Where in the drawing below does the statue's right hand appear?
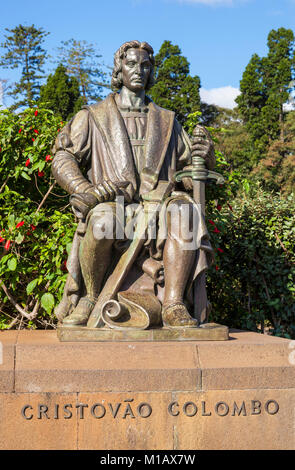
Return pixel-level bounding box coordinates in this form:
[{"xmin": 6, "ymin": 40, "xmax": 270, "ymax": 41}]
[{"xmin": 70, "ymin": 193, "xmax": 98, "ymax": 219}]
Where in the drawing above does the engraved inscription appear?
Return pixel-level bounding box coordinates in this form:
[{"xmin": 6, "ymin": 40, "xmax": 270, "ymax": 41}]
[{"xmin": 20, "ymin": 398, "xmax": 280, "ymax": 420}]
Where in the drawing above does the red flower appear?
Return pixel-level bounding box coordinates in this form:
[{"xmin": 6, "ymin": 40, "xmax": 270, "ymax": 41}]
[
  {"xmin": 32, "ymin": 138, "xmax": 35, "ymax": 142},
  {"xmin": 33, "ymin": 129, "xmax": 39, "ymax": 134},
  {"xmin": 19, "ymin": 128, "xmax": 22, "ymax": 133},
  {"xmin": 217, "ymin": 248, "xmax": 224, "ymax": 253},
  {"xmin": 0, "ymin": 237, "xmax": 5, "ymax": 243},
  {"xmin": 16, "ymin": 221, "xmax": 25, "ymax": 229},
  {"xmin": 4, "ymin": 240, "xmax": 11, "ymax": 250},
  {"xmin": 227, "ymin": 203, "xmax": 233, "ymax": 211},
  {"xmin": 30, "ymin": 224, "xmax": 36, "ymax": 231},
  {"xmin": 34, "ymin": 110, "xmax": 38, "ymax": 116},
  {"xmin": 213, "ymin": 227, "xmax": 221, "ymax": 234},
  {"xmin": 215, "ymin": 265, "xmax": 219, "ymax": 271},
  {"xmin": 38, "ymin": 171, "xmax": 44, "ymax": 177},
  {"xmin": 25, "ymin": 158, "xmax": 31, "ymax": 167},
  {"xmin": 208, "ymin": 219, "xmax": 215, "ymax": 226},
  {"xmin": 217, "ymin": 204, "xmax": 222, "ymax": 211},
  {"xmin": 45, "ymin": 155, "xmax": 52, "ymax": 162}
]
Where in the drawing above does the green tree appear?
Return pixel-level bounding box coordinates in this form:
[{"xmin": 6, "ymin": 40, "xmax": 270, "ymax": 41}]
[
  {"xmin": 236, "ymin": 28, "xmax": 295, "ymax": 161},
  {"xmin": 0, "ymin": 25, "xmax": 49, "ymax": 110},
  {"xmin": 262, "ymin": 28, "xmax": 295, "ymax": 142},
  {"xmin": 252, "ymin": 110, "xmax": 295, "ymax": 194},
  {"xmin": 55, "ymin": 39, "xmax": 109, "ymax": 104},
  {"xmin": 212, "ymin": 107, "xmax": 252, "ymax": 172},
  {"xmin": 39, "ymin": 64, "xmax": 83, "ymax": 120},
  {"xmin": 149, "ymin": 40, "xmax": 201, "ymax": 125}
]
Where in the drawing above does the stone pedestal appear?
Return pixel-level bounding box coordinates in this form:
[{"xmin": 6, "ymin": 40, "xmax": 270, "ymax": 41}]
[{"xmin": 0, "ymin": 329, "xmax": 294, "ymax": 450}]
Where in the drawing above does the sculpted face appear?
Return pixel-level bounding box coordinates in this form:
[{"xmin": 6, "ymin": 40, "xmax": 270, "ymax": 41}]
[{"xmin": 121, "ymin": 48, "xmax": 151, "ymax": 92}]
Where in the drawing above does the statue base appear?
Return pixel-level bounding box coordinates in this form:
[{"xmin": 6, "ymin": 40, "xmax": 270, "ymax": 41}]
[
  {"xmin": 0, "ymin": 329, "xmax": 294, "ymax": 449},
  {"xmin": 57, "ymin": 322, "xmax": 229, "ymax": 342},
  {"xmin": 0, "ymin": 330, "xmax": 295, "ymax": 450}
]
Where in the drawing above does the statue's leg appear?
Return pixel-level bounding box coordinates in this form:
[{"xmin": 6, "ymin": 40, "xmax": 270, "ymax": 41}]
[
  {"xmin": 162, "ymin": 199, "xmax": 198, "ymax": 327},
  {"xmin": 63, "ymin": 205, "xmax": 116, "ymax": 325}
]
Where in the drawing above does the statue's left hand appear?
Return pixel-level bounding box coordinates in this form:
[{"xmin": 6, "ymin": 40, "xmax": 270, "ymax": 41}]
[{"xmin": 70, "ymin": 193, "xmax": 98, "ymax": 219}]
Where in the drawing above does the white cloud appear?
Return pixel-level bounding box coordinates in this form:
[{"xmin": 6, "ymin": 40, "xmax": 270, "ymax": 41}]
[{"xmin": 200, "ymin": 86, "xmax": 241, "ymax": 109}]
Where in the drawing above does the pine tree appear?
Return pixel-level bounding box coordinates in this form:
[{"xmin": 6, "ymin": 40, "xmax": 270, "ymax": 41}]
[
  {"xmin": 55, "ymin": 39, "xmax": 109, "ymax": 104},
  {"xmin": 235, "ymin": 53, "xmax": 267, "ymax": 156},
  {"xmin": 0, "ymin": 24, "xmax": 49, "ymax": 109},
  {"xmin": 39, "ymin": 64, "xmax": 83, "ymax": 120},
  {"xmin": 261, "ymin": 28, "xmax": 295, "ymax": 142},
  {"xmin": 149, "ymin": 40, "xmax": 201, "ymax": 125},
  {"xmin": 236, "ymin": 28, "xmax": 295, "ymax": 159}
]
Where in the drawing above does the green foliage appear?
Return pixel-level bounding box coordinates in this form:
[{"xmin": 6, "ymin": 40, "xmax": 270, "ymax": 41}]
[
  {"xmin": 0, "ymin": 105, "xmax": 76, "ymax": 329},
  {"xmin": 0, "ymin": 24, "xmax": 49, "ymax": 110},
  {"xmin": 251, "ymin": 110, "xmax": 295, "ymax": 194},
  {"xmin": 236, "ymin": 28, "xmax": 295, "ymax": 161},
  {"xmin": 55, "ymin": 39, "xmax": 110, "ymax": 104},
  {"xmin": 207, "ymin": 187, "xmax": 295, "ymax": 339},
  {"xmin": 39, "ymin": 64, "xmax": 83, "ymax": 120},
  {"xmin": 149, "ymin": 41, "xmax": 201, "ymax": 126},
  {"xmin": 186, "ymin": 111, "xmax": 295, "ymax": 339}
]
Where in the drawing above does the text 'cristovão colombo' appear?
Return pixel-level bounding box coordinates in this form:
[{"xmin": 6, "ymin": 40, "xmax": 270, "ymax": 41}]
[{"xmin": 20, "ymin": 399, "xmax": 280, "ymax": 420}]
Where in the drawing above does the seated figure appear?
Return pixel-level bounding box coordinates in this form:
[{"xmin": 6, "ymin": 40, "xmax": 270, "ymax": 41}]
[{"xmin": 52, "ymin": 40, "xmax": 215, "ymax": 329}]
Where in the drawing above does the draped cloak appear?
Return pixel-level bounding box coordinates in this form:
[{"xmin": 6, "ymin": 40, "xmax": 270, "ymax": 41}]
[{"xmin": 52, "ymin": 93, "xmax": 213, "ymax": 320}]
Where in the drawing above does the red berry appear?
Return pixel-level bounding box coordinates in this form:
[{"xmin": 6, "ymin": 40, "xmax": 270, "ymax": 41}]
[
  {"xmin": 208, "ymin": 219, "xmax": 215, "ymax": 226},
  {"xmin": 217, "ymin": 204, "xmax": 222, "ymax": 211},
  {"xmin": 4, "ymin": 240, "xmax": 11, "ymax": 250},
  {"xmin": 217, "ymin": 248, "xmax": 224, "ymax": 253},
  {"xmin": 34, "ymin": 110, "xmax": 38, "ymax": 116},
  {"xmin": 38, "ymin": 171, "xmax": 44, "ymax": 177},
  {"xmin": 213, "ymin": 227, "xmax": 221, "ymax": 234},
  {"xmin": 45, "ymin": 155, "xmax": 52, "ymax": 162},
  {"xmin": 34, "ymin": 129, "xmax": 39, "ymax": 134},
  {"xmin": 215, "ymin": 265, "xmax": 219, "ymax": 271},
  {"xmin": 30, "ymin": 224, "xmax": 36, "ymax": 231},
  {"xmin": 25, "ymin": 158, "xmax": 31, "ymax": 167}
]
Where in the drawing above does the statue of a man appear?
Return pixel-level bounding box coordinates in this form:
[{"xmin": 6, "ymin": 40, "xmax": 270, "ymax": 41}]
[{"xmin": 52, "ymin": 40, "xmax": 215, "ymax": 329}]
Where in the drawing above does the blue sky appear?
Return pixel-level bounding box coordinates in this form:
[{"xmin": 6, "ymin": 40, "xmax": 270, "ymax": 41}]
[{"xmin": 1, "ymin": 0, "xmax": 295, "ymax": 108}]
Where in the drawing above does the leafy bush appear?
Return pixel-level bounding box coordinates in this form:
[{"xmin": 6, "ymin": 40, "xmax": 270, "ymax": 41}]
[
  {"xmin": 207, "ymin": 187, "xmax": 295, "ymax": 339},
  {"xmin": 0, "ymin": 105, "xmax": 76, "ymax": 329}
]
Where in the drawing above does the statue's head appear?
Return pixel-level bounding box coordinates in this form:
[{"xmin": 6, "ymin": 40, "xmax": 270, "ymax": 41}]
[{"xmin": 111, "ymin": 40, "xmax": 155, "ymax": 92}]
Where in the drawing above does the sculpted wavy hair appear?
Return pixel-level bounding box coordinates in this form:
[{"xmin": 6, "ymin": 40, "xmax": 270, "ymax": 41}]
[{"xmin": 111, "ymin": 40, "xmax": 155, "ymax": 91}]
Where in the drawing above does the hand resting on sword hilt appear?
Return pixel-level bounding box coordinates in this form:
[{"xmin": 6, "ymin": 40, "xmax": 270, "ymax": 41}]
[{"xmin": 181, "ymin": 125, "xmax": 216, "ymax": 191}]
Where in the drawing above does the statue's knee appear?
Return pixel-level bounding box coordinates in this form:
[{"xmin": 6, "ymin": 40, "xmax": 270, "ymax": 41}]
[
  {"xmin": 89, "ymin": 211, "xmax": 116, "ymax": 240},
  {"xmin": 167, "ymin": 200, "xmax": 195, "ymax": 237}
]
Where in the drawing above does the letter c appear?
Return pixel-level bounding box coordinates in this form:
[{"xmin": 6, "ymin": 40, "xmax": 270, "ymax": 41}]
[
  {"xmin": 168, "ymin": 402, "xmax": 179, "ymax": 416},
  {"xmin": 21, "ymin": 405, "xmax": 33, "ymax": 420}
]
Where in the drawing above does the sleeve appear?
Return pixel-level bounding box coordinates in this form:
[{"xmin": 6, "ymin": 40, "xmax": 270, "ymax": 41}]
[
  {"xmin": 174, "ymin": 119, "xmax": 192, "ymax": 171},
  {"xmin": 51, "ymin": 109, "xmax": 94, "ymax": 195}
]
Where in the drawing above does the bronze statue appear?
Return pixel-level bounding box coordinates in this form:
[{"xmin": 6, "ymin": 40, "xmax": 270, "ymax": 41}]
[{"xmin": 52, "ymin": 40, "xmax": 221, "ymax": 332}]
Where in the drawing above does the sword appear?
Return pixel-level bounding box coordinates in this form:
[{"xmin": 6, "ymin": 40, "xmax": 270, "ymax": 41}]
[
  {"xmin": 87, "ymin": 181, "xmax": 173, "ymax": 328},
  {"xmin": 174, "ymin": 125, "xmax": 224, "ymax": 324}
]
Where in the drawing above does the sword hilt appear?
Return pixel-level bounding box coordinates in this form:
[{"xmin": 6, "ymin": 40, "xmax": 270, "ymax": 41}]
[{"xmin": 174, "ymin": 125, "xmax": 225, "ymax": 185}]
